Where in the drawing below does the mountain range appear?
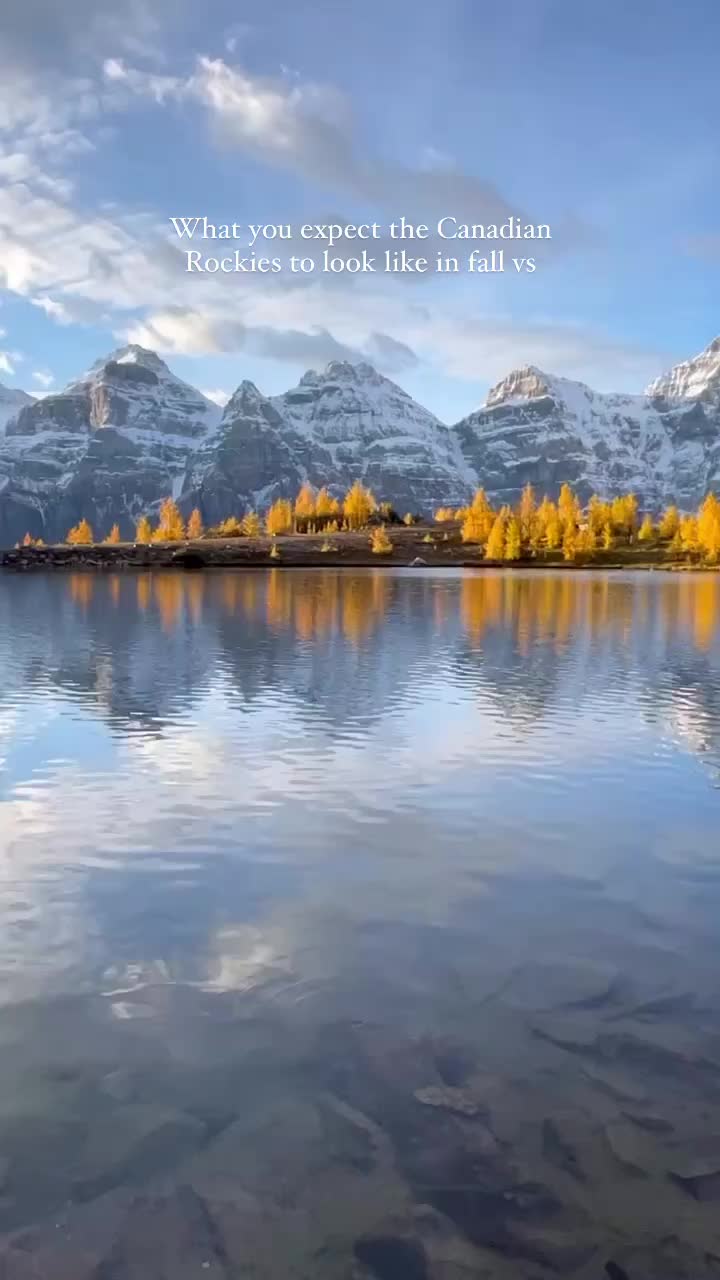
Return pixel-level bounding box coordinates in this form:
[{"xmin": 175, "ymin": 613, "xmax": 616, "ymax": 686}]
[{"xmin": 0, "ymin": 337, "xmax": 719, "ymax": 544}]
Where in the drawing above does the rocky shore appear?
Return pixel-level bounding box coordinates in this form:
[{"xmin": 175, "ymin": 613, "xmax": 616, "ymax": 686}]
[{"xmin": 0, "ymin": 530, "xmax": 707, "ymax": 572}]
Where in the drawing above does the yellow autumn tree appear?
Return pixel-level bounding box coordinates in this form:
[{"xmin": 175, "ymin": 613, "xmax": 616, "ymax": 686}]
[
  {"xmin": 485, "ymin": 512, "xmax": 507, "ymax": 560},
  {"xmin": 638, "ymin": 514, "xmax": 654, "ymax": 543},
  {"xmin": 241, "ymin": 510, "xmax": 261, "ymax": 537},
  {"xmin": 67, "ymin": 518, "xmax": 94, "ymax": 545},
  {"xmin": 135, "ymin": 515, "xmax": 152, "ymax": 543},
  {"xmin": 680, "ymin": 514, "xmax": 700, "ymax": 556},
  {"xmin": 266, "ymin": 498, "xmax": 293, "ymax": 536},
  {"xmin": 576, "ymin": 525, "xmax": 597, "ymax": 559},
  {"xmin": 602, "ymin": 518, "xmax": 614, "ymax": 550},
  {"xmin": 434, "ymin": 506, "xmax": 456, "ymax": 523},
  {"xmin": 518, "ymin": 483, "xmax": 536, "ymax": 536},
  {"xmin": 22, "ymin": 532, "xmax": 34, "ymax": 546},
  {"xmin": 562, "ymin": 522, "xmax": 578, "ymax": 561},
  {"xmin": 218, "ymin": 516, "xmax": 243, "ymax": 536},
  {"xmin": 104, "ymin": 523, "xmax": 121, "ymax": 544},
  {"xmin": 370, "ymin": 525, "xmax": 392, "ymax": 555},
  {"xmin": 659, "ymin": 504, "xmax": 680, "ymax": 540},
  {"xmin": 187, "ymin": 508, "xmax": 204, "ymax": 539},
  {"xmin": 315, "ymin": 487, "xmax": 340, "ymax": 523},
  {"xmin": 154, "ymin": 497, "xmax": 185, "ymax": 541},
  {"xmin": 504, "ymin": 516, "xmax": 522, "ymax": 561},
  {"xmin": 588, "ymin": 495, "xmax": 611, "ymax": 534},
  {"xmin": 698, "ymin": 494, "xmax": 720, "ymax": 562},
  {"xmin": 294, "ymin": 483, "xmax": 316, "ymax": 530},
  {"xmin": 558, "ymin": 482, "xmax": 581, "ymax": 530},
  {"xmin": 343, "ymin": 480, "xmax": 376, "ymax": 530}
]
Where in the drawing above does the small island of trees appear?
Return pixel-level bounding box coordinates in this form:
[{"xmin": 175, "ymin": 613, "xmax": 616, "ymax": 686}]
[{"xmin": 14, "ymin": 479, "xmax": 720, "ymax": 568}]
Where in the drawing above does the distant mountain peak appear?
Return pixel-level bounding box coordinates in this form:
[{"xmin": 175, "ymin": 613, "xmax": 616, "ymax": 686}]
[{"xmin": 647, "ymin": 337, "xmax": 720, "ymax": 403}]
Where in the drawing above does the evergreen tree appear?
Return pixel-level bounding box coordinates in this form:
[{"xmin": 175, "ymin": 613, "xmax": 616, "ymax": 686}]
[
  {"xmin": 104, "ymin": 523, "xmax": 121, "ymax": 544},
  {"xmin": 187, "ymin": 508, "xmax": 204, "ymax": 539}
]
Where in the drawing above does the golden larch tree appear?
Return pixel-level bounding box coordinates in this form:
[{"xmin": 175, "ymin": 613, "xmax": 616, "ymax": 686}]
[
  {"xmin": 187, "ymin": 508, "xmax": 204, "ymax": 539},
  {"xmin": 104, "ymin": 523, "xmax": 121, "ymax": 544},
  {"xmin": 135, "ymin": 515, "xmax": 152, "ymax": 543},
  {"xmin": 265, "ymin": 498, "xmax": 293, "ymax": 536},
  {"xmin": 504, "ymin": 516, "xmax": 523, "ymax": 561},
  {"xmin": 638, "ymin": 514, "xmax": 654, "ymax": 543},
  {"xmin": 343, "ymin": 480, "xmax": 376, "ymax": 530},
  {"xmin": 154, "ymin": 497, "xmax": 185, "ymax": 541},
  {"xmin": 485, "ymin": 513, "xmax": 507, "ymax": 560},
  {"xmin": 67, "ymin": 518, "xmax": 94, "ymax": 545},
  {"xmin": 241, "ymin": 510, "xmax": 261, "ymax": 537}
]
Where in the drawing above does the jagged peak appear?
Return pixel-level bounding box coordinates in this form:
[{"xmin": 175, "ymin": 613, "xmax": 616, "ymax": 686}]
[
  {"xmin": 299, "ymin": 359, "xmax": 382, "ymax": 387},
  {"xmin": 647, "ymin": 336, "xmax": 720, "ymax": 402}
]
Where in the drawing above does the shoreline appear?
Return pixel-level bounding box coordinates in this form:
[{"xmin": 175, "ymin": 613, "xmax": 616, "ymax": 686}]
[{"xmin": 1, "ymin": 529, "xmax": 717, "ymax": 573}]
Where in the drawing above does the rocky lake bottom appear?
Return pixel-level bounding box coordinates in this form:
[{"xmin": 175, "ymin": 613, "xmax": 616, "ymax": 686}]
[{"xmin": 0, "ymin": 568, "xmax": 719, "ymax": 1278}]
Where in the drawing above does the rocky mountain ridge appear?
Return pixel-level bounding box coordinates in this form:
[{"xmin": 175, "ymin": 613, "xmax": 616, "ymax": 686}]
[{"xmin": 0, "ymin": 338, "xmax": 719, "ymax": 543}]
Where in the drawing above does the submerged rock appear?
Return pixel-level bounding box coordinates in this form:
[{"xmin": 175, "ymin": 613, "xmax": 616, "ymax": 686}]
[
  {"xmin": 581, "ymin": 1060, "xmax": 647, "ymax": 1103},
  {"xmin": 504, "ymin": 960, "xmax": 621, "ymax": 1012},
  {"xmin": 71, "ymin": 1104, "xmax": 206, "ymax": 1202}
]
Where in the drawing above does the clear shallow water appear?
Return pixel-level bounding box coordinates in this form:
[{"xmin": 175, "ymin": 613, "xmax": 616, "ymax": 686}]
[{"xmin": 0, "ymin": 568, "xmax": 720, "ymax": 1277}]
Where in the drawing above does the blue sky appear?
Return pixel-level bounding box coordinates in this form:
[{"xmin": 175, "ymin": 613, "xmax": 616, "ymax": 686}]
[{"xmin": 0, "ymin": 0, "xmax": 718, "ymax": 419}]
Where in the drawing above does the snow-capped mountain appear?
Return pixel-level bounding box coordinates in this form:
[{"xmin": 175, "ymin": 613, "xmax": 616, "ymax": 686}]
[
  {"xmin": 0, "ymin": 382, "xmax": 34, "ymax": 434},
  {"xmin": 455, "ymin": 339, "xmax": 720, "ymax": 508},
  {"xmin": 0, "ymin": 336, "xmax": 719, "ymax": 544},
  {"xmin": 0, "ymin": 346, "xmax": 220, "ymax": 545}
]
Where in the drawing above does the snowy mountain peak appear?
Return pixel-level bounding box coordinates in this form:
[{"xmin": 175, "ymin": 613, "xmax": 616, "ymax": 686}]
[
  {"xmin": 647, "ymin": 337, "xmax": 720, "ymax": 404},
  {"xmin": 70, "ymin": 344, "xmax": 174, "ymax": 390},
  {"xmin": 486, "ymin": 366, "xmax": 556, "ymax": 408}
]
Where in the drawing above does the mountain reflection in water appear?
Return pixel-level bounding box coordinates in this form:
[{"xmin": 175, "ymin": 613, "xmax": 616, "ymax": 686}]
[{"xmin": 0, "ymin": 568, "xmax": 719, "ymax": 1279}]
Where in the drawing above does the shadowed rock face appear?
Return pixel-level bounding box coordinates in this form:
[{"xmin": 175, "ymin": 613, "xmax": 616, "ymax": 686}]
[{"xmin": 1, "ymin": 339, "xmax": 720, "ymax": 545}]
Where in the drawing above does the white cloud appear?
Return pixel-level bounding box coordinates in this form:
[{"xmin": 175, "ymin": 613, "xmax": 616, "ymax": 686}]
[
  {"xmin": 0, "ymin": 351, "xmax": 15, "ymax": 376},
  {"xmin": 32, "ymin": 368, "xmax": 55, "ymax": 388},
  {"xmin": 200, "ymin": 387, "xmax": 230, "ymax": 407}
]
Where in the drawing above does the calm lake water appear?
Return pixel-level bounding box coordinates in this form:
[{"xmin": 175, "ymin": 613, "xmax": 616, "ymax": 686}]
[{"xmin": 1, "ymin": 568, "xmax": 720, "ymax": 1278}]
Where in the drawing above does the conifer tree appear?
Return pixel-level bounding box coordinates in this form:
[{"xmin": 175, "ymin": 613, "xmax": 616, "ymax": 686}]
[
  {"xmin": 518, "ymin": 483, "xmax": 536, "ymax": 537},
  {"xmin": 544, "ymin": 507, "xmax": 562, "ymax": 551},
  {"xmin": 343, "ymin": 480, "xmax": 376, "ymax": 530},
  {"xmin": 562, "ymin": 522, "xmax": 577, "ymax": 561},
  {"xmin": 241, "ymin": 510, "xmax": 261, "ymax": 537},
  {"xmin": 434, "ymin": 506, "xmax": 455, "ymax": 523},
  {"xmin": 680, "ymin": 514, "xmax": 700, "ymax": 556},
  {"xmin": 602, "ymin": 519, "xmax": 614, "ymax": 550},
  {"xmin": 22, "ymin": 532, "xmax": 34, "ymax": 546},
  {"xmin": 218, "ymin": 516, "xmax": 243, "ymax": 536},
  {"xmin": 154, "ymin": 497, "xmax": 185, "ymax": 541},
  {"xmin": 698, "ymin": 494, "xmax": 720, "ymax": 562},
  {"xmin": 104, "ymin": 523, "xmax": 121, "ymax": 544},
  {"xmin": 558, "ymin": 482, "xmax": 580, "ymax": 530},
  {"xmin": 659, "ymin": 504, "xmax": 680, "ymax": 540},
  {"xmin": 67, "ymin": 518, "xmax": 94, "ymax": 545},
  {"xmin": 485, "ymin": 513, "xmax": 507, "ymax": 560},
  {"xmin": 638, "ymin": 514, "xmax": 654, "ymax": 543},
  {"xmin": 135, "ymin": 515, "xmax": 152, "ymax": 543},
  {"xmin": 187, "ymin": 508, "xmax": 204, "ymax": 539},
  {"xmin": 315, "ymin": 487, "xmax": 340, "ymax": 522},
  {"xmin": 504, "ymin": 516, "xmax": 522, "ymax": 561},
  {"xmin": 294, "ymin": 483, "xmax": 316, "ymax": 530},
  {"xmin": 370, "ymin": 525, "xmax": 392, "ymax": 555},
  {"xmin": 265, "ymin": 498, "xmax": 293, "ymax": 535}
]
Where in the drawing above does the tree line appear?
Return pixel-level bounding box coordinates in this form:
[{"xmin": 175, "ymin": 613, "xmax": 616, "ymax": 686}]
[
  {"xmin": 445, "ymin": 484, "xmax": 720, "ymax": 564},
  {"xmin": 15, "ymin": 480, "xmax": 720, "ymax": 565}
]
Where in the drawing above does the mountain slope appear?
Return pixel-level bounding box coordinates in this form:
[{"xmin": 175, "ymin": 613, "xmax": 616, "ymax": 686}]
[
  {"xmin": 0, "ymin": 346, "xmax": 219, "ymax": 544},
  {"xmin": 274, "ymin": 360, "xmax": 470, "ymax": 512},
  {"xmin": 454, "ymin": 339, "xmax": 720, "ymax": 508},
  {"xmin": 1, "ymin": 337, "xmax": 720, "ymax": 545},
  {"xmin": 0, "ymin": 382, "xmax": 34, "ymax": 434}
]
